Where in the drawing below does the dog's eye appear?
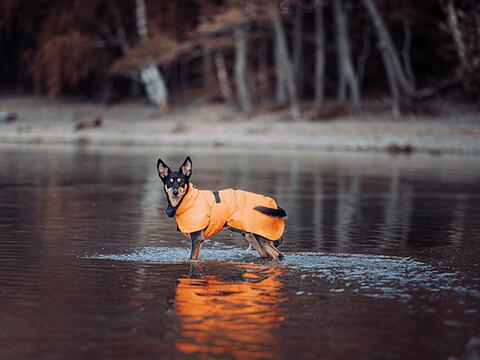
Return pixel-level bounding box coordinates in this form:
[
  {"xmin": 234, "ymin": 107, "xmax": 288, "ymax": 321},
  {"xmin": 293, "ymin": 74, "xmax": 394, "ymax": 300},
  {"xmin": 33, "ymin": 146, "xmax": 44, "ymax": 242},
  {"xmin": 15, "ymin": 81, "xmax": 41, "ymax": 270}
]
[{"xmin": 177, "ymin": 178, "xmax": 181, "ymax": 183}]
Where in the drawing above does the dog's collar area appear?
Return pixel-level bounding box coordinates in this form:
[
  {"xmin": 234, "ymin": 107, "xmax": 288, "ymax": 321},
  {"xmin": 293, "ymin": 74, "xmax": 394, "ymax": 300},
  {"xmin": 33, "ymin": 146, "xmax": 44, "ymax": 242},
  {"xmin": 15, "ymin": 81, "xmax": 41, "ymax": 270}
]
[{"xmin": 166, "ymin": 204, "xmax": 177, "ymax": 217}]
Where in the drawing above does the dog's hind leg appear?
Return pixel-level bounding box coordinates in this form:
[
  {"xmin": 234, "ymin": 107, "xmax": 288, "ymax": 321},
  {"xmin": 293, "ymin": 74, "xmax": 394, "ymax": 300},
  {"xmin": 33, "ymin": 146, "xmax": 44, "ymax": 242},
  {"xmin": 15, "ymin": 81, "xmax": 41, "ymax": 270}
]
[
  {"xmin": 244, "ymin": 232, "xmax": 268, "ymax": 258},
  {"xmin": 255, "ymin": 235, "xmax": 283, "ymax": 260}
]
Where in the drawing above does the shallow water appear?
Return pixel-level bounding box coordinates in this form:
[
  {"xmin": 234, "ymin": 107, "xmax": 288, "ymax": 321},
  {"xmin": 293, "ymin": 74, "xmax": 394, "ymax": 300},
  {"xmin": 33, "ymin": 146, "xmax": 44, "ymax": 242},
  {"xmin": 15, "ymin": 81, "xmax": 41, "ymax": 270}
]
[{"xmin": 1, "ymin": 144, "xmax": 479, "ymax": 359}]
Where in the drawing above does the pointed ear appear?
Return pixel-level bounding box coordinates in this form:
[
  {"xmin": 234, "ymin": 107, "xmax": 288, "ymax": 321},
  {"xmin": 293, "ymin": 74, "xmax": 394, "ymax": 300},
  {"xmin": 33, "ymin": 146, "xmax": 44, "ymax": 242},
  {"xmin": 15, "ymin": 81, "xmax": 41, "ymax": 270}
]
[
  {"xmin": 179, "ymin": 156, "xmax": 193, "ymax": 178},
  {"xmin": 157, "ymin": 158, "xmax": 171, "ymax": 180}
]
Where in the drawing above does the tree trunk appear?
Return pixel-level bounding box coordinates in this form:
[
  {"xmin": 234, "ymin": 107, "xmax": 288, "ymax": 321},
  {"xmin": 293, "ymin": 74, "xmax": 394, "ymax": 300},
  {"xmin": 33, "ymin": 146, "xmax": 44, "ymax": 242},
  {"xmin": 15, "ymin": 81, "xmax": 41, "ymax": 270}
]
[
  {"xmin": 333, "ymin": 0, "xmax": 363, "ymax": 117},
  {"xmin": 361, "ymin": 0, "xmax": 414, "ymax": 98},
  {"xmin": 257, "ymin": 38, "xmax": 270, "ymax": 101},
  {"xmin": 444, "ymin": 0, "xmax": 469, "ymax": 74},
  {"xmin": 234, "ymin": 26, "xmax": 252, "ymax": 112},
  {"xmin": 272, "ymin": 6, "xmax": 302, "ymax": 121},
  {"xmin": 135, "ymin": 0, "xmax": 169, "ymax": 112},
  {"xmin": 214, "ymin": 51, "xmax": 234, "ymax": 107},
  {"xmin": 314, "ymin": 0, "xmax": 326, "ymax": 107},
  {"xmin": 274, "ymin": 31, "xmax": 287, "ymax": 106},
  {"xmin": 401, "ymin": 18, "xmax": 415, "ymax": 87},
  {"xmin": 101, "ymin": 77, "xmax": 113, "ymax": 105},
  {"xmin": 293, "ymin": 1, "xmax": 305, "ymax": 97},
  {"xmin": 202, "ymin": 47, "xmax": 215, "ymax": 91},
  {"xmin": 356, "ymin": 25, "xmax": 371, "ymax": 86},
  {"xmin": 381, "ymin": 50, "xmax": 401, "ymax": 117}
]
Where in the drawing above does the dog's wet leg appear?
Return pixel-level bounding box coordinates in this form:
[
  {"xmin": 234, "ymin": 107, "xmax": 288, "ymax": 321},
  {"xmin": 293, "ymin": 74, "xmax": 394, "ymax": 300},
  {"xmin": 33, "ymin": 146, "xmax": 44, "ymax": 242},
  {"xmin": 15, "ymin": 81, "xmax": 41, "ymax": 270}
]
[
  {"xmin": 244, "ymin": 232, "xmax": 268, "ymax": 258},
  {"xmin": 255, "ymin": 235, "xmax": 283, "ymax": 260},
  {"xmin": 189, "ymin": 230, "xmax": 205, "ymax": 260}
]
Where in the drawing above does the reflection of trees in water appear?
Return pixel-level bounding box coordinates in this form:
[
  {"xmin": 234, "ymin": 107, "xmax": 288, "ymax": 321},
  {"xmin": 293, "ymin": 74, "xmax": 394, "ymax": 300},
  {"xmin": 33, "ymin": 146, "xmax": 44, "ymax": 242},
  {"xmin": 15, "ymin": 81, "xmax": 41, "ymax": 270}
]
[
  {"xmin": 261, "ymin": 154, "xmax": 477, "ymax": 252},
  {"xmin": 335, "ymin": 162, "xmax": 361, "ymax": 249},
  {"xmin": 448, "ymin": 195, "xmax": 468, "ymax": 245},
  {"xmin": 377, "ymin": 165, "xmax": 413, "ymax": 248},
  {"xmin": 313, "ymin": 171, "xmax": 323, "ymax": 247},
  {"xmin": 174, "ymin": 263, "xmax": 286, "ymax": 359}
]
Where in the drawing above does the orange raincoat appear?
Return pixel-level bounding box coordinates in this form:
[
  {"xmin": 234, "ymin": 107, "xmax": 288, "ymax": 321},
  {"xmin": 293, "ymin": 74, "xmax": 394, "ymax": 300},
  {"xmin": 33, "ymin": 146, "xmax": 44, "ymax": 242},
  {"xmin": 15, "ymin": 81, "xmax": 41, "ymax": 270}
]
[{"xmin": 175, "ymin": 184, "xmax": 285, "ymax": 241}]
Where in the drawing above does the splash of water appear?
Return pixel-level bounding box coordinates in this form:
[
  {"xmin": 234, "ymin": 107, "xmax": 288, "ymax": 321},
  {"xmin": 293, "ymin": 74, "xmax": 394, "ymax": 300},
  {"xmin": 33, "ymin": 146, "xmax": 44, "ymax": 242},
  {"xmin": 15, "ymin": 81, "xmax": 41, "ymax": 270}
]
[{"xmin": 86, "ymin": 247, "xmax": 480, "ymax": 301}]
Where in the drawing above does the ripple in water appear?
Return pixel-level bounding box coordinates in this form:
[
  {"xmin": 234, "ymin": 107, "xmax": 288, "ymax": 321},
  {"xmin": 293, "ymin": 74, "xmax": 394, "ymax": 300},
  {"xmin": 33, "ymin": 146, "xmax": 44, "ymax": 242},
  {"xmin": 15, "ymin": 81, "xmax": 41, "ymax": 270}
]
[{"xmin": 86, "ymin": 247, "xmax": 480, "ymax": 301}]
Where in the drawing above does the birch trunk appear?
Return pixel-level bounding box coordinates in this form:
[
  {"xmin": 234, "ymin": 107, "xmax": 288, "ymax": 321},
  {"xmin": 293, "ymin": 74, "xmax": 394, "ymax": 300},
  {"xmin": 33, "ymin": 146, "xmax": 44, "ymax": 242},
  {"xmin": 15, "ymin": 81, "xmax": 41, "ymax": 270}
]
[
  {"xmin": 381, "ymin": 49, "xmax": 400, "ymax": 117},
  {"xmin": 402, "ymin": 18, "xmax": 415, "ymax": 87},
  {"xmin": 293, "ymin": 1, "xmax": 305, "ymax": 97},
  {"xmin": 314, "ymin": 0, "xmax": 326, "ymax": 107},
  {"xmin": 234, "ymin": 26, "xmax": 252, "ymax": 112},
  {"xmin": 445, "ymin": 0, "xmax": 469, "ymax": 74},
  {"xmin": 361, "ymin": 0, "xmax": 414, "ymax": 97},
  {"xmin": 272, "ymin": 7, "xmax": 301, "ymax": 121},
  {"xmin": 333, "ymin": 0, "xmax": 363, "ymax": 117},
  {"xmin": 135, "ymin": 0, "xmax": 169, "ymax": 112},
  {"xmin": 214, "ymin": 51, "xmax": 234, "ymax": 107}
]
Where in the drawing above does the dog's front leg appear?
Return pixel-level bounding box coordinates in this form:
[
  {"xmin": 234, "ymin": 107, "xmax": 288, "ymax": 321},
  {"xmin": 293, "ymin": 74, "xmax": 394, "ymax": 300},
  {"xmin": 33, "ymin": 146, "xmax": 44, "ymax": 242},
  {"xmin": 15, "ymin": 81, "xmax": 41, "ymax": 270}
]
[{"xmin": 189, "ymin": 230, "xmax": 205, "ymax": 260}]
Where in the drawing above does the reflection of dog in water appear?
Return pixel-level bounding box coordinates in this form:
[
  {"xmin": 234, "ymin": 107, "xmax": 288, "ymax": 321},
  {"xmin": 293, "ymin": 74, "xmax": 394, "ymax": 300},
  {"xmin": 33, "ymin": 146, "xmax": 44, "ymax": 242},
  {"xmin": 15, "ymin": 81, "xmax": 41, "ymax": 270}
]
[
  {"xmin": 175, "ymin": 263, "xmax": 285, "ymax": 357},
  {"xmin": 157, "ymin": 156, "xmax": 286, "ymax": 260}
]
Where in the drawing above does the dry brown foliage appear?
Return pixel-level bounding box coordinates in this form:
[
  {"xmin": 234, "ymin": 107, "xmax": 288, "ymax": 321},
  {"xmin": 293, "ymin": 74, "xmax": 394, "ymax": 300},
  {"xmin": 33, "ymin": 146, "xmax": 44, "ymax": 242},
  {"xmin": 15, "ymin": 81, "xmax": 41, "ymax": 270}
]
[
  {"xmin": 109, "ymin": 32, "xmax": 194, "ymax": 74},
  {"xmin": 32, "ymin": 31, "xmax": 104, "ymax": 97}
]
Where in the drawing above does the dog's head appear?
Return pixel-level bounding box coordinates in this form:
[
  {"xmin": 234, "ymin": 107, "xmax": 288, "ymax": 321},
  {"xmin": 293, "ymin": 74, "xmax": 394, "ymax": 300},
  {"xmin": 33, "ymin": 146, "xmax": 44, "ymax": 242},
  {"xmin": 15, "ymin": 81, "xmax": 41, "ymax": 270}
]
[{"xmin": 157, "ymin": 156, "xmax": 192, "ymax": 211}]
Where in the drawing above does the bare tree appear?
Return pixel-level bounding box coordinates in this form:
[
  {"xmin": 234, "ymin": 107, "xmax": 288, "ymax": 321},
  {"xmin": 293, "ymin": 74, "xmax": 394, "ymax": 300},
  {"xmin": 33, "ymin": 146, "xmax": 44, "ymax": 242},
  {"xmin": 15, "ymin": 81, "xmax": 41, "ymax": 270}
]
[
  {"xmin": 271, "ymin": 4, "xmax": 302, "ymax": 121},
  {"xmin": 293, "ymin": 0, "xmax": 305, "ymax": 97},
  {"xmin": 356, "ymin": 24, "xmax": 371, "ymax": 87},
  {"xmin": 333, "ymin": 0, "xmax": 363, "ymax": 117},
  {"xmin": 135, "ymin": 0, "xmax": 169, "ymax": 112},
  {"xmin": 361, "ymin": 0, "xmax": 415, "ymax": 114},
  {"xmin": 444, "ymin": 0, "xmax": 469, "ymax": 75},
  {"xmin": 274, "ymin": 30, "xmax": 287, "ymax": 106},
  {"xmin": 314, "ymin": 0, "xmax": 326, "ymax": 107},
  {"xmin": 234, "ymin": 25, "xmax": 252, "ymax": 112},
  {"xmin": 214, "ymin": 50, "xmax": 234, "ymax": 107}
]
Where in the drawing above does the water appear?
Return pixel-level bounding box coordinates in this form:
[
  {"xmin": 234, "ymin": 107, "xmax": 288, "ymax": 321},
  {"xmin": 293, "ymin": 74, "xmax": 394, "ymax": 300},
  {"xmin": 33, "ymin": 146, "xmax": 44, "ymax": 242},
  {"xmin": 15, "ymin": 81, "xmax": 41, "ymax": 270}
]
[{"xmin": 1, "ymin": 144, "xmax": 479, "ymax": 359}]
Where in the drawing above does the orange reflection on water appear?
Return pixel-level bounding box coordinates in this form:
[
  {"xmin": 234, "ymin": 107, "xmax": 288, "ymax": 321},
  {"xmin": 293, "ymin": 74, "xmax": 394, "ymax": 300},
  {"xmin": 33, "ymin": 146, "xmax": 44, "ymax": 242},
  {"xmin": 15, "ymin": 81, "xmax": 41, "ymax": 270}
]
[{"xmin": 175, "ymin": 264, "xmax": 286, "ymax": 358}]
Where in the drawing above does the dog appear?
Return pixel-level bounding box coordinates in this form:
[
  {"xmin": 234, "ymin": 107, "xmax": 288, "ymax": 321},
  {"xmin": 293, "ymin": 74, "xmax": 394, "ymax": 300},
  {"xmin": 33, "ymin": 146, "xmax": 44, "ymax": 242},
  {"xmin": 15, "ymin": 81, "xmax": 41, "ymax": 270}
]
[{"xmin": 157, "ymin": 156, "xmax": 286, "ymax": 260}]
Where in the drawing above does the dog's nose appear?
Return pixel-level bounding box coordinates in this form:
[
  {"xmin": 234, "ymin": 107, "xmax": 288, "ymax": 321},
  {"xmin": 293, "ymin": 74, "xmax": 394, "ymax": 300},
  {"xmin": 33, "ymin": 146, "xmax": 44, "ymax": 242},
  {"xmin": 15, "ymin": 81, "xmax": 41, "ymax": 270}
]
[{"xmin": 173, "ymin": 190, "xmax": 179, "ymax": 196}]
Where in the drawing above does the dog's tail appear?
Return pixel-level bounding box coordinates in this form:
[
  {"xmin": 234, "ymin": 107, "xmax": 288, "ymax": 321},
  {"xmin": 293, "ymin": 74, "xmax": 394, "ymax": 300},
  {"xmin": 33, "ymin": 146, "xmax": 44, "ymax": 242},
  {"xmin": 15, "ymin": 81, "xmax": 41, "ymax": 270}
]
[{"xmin": 254, "ymin": 206, "xmax": 287, "ymax": 218}]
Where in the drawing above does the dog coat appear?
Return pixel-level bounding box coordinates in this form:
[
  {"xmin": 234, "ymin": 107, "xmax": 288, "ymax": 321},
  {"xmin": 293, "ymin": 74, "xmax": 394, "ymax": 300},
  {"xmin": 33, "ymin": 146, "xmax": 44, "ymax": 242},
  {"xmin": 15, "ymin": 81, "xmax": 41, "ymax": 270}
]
[{"xmin": 175, "ymin": 184, "xmax": 285, "ymax": 241}]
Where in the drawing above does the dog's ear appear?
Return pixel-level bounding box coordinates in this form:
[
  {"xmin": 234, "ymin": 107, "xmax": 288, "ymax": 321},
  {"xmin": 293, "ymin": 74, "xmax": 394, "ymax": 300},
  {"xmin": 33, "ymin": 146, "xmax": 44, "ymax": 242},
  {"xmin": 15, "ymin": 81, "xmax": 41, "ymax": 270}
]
[
  {"xmin": 179, "ymin": 156, "xmax": 193, "ymax": 178},
  {"xmin": 157, "ymin": 158, "xmax": 171, "ymax": 180}
]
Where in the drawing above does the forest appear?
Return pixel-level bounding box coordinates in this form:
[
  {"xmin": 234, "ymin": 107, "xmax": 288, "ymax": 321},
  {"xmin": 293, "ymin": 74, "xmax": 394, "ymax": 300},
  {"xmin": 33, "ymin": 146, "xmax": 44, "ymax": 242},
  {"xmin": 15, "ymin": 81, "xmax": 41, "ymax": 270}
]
[{"xmin": 1, "ymin": 0, "xmax": 479, "ymax": 119}]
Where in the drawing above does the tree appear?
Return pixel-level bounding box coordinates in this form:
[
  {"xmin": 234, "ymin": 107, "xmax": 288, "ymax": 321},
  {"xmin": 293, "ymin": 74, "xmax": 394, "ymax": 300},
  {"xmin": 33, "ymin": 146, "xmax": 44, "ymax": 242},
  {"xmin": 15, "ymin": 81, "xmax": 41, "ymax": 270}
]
[
  {"xmin": 195, "ymin": 5, "xmax": 253, "ymax": 112},
  {"xmin": 333, "ymin": 0, "xmax": 363, "ymax": 117},
  {"xmin": 134, "ymin": 0, "xmax": 169, "ymax": 112},
  {"xmin": 439, "ymin": 0, "xmax": 480, "ymax": 98},
  {"xmin": 361, "ymin": 0, "xmax": 415, "ymax": 115},
  {"xmin": 314, "ymin": 0, "xmax": 326, "ymax": 107},
  {"xmin": 271, "ymin": 3, "xmax": 302, "ymax": 121}
]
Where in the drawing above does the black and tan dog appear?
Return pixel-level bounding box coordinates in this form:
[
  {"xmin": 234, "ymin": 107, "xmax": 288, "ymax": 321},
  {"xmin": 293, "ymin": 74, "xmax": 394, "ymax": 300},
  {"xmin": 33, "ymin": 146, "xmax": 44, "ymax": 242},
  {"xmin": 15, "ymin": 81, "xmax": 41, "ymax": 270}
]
[{"xmin": 157, "ymin": 156, "xmax": 286, "ymax": 260}]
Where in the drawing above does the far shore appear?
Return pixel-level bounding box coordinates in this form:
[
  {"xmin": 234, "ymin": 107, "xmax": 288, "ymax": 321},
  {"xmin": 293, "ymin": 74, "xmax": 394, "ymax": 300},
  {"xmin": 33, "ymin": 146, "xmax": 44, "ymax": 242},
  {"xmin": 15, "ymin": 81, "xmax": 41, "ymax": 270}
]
[{"xmin": 0, "ymin": 96, "xmax": 479, "ymax": 155}]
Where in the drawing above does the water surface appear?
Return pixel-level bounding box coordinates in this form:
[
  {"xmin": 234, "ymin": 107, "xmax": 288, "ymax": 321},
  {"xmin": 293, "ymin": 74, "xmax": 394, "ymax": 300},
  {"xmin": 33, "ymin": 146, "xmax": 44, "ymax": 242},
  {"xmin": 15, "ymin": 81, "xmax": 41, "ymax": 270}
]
[{"xmin": 1, "ymin": 144, "xmax": 479, "ymax": 359}]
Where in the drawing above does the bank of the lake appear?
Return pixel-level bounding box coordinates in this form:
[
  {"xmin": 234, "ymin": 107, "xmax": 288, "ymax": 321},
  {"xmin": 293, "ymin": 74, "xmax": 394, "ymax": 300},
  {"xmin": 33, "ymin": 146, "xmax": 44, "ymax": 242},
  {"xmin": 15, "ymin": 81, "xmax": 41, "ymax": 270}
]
[{"xmin": 1, "ymin": 97, "xmax": 479, "ymax": 155}]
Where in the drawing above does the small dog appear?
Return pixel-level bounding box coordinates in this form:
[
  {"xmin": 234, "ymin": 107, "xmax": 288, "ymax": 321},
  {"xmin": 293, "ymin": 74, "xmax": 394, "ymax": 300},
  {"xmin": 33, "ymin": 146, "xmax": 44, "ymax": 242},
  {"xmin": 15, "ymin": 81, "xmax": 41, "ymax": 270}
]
[{"xmin": 157, "ymin": 156, "xmax": 286, "ymax": 260}]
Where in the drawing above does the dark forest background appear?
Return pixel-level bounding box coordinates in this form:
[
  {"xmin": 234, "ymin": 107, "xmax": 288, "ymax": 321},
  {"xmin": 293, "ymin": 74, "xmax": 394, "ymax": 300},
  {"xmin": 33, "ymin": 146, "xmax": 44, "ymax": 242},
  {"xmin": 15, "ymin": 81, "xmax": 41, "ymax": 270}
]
[{"xmin": 1, "ymin": 0, "xmax": 479, "ymax": 119}]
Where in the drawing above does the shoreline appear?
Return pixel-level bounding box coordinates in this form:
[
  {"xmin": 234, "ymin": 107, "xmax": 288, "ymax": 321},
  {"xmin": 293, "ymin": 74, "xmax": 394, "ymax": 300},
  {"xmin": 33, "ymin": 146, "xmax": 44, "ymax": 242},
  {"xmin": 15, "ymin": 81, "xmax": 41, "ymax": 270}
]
[{"xmin": 1, "ymin": 97, "xmax": 479, "ymax": 155}]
